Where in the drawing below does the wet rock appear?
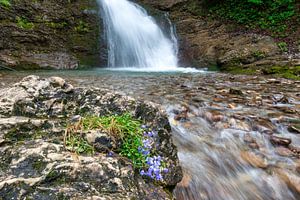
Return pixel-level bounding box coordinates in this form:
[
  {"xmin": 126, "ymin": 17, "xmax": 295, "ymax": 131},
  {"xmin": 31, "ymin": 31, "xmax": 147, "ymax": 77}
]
[
  {"xmin": 255, "ymin": 118, "xmax": 276, "ymax": 132},
  {"xmin": 204, "ymin": 111, "xmax": 225, "ymax": 123},
  {"xmin": 244, "ymin": 134, "xmax": 256, "ymax": 143},
  {"xmin": 174, "ymin": 107, "xmax": 189, "ymax": 122},
  {"xmin": 276, "ymin": 169, "xmax": 300, "ymax": 194},
  {"xmin": 296, "ymin": 161, "xmax": 300, "ymax": 173},
  {"xmin": 275, "ymin": 147, "xmax": 294, "ymax": 157},
  {"xmin": 272, "ymin": 94, "xmax": 289, "ymax": 104},
  {"xmin": 262, "ymin": 129, "xmax": 274, "ymax": 135},
  {"xmin": 244, "ymin": 134, "xmax": 259, "ymax": 149},
  {"xmin": 229, "ymin": 88, "xmax": 243, "ymax": 96},
  {"xmin": 174, "ymin": 112, "xmax": 188, "ymax": 121},
  {"xmin": 173, "ymin": 174, "xmax": 203, "ymax": 200},
  {"xmin": 270, "ymin": 136, "xmax": 292, "ymax": 147},
  {"xmin": 241, "ymin": 151, "xmax": 268, "ymax": 169},
  {"xmin": 289, "ymin": 145, "xmax": 300, "ymax": 157},
  {"xmin": 288, "ymin": 125, "xmax": 300, "ymax": 134},
  {"xmin": 249, "ymin": 143, "xmax": 259, "ymax": 149},
  {"xmin": 212, "ymin": 114, "xmax": 224, "ymax": 122},
  {"xmin": 228, "ymin": 103, "xmax": 236, "ymax": 109}
]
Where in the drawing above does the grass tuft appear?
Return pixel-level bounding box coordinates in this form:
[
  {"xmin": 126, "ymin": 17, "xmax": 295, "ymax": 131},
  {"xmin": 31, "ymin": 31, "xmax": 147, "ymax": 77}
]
[{"xmin": 64, "ymin": 120, "xmax": 94, "ymax": 155}]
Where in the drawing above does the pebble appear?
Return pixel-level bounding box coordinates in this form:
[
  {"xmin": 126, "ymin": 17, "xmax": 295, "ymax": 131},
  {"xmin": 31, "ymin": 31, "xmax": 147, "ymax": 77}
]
[
  {"xmin": 275, "ymin": 169, "xmax": 300, "ymax": 193},
  {"xmin": 229, "ymin": 88, "xmax": 243, "ymax": 96},
  {"xmin": 288, "ymin": 125, "xmax": 300, "ymax": 134},
  {"xmin": 50, "ymin": 76, "xmax": 66, "ymax": 87},
  {"xmin": 270, "ymin": 135, "xmax": 291, "ymax": 147},
  {"xmin": 275, "ymin": 147, "xmax": 294, "ymax": 157}
]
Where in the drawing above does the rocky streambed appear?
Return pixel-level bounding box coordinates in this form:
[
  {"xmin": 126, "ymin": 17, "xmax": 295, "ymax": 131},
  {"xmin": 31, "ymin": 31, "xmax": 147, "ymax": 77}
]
[{"xmin": 1, "ymin": 71, "xmax": 300, "ymax": 199}]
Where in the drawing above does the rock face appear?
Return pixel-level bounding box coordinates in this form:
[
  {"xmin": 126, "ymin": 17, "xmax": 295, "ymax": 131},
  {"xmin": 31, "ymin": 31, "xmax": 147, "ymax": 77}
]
[
  {"xmin": 0, "ymin": 76, "xmax": 182, "ymax": 199},
  {"xmin": 0, "ymin": 0, "xmax": 104, "ymax": 70},
  {"xmin": 138, "ymin": 0, "xmax": 299, "ymax": 70}
]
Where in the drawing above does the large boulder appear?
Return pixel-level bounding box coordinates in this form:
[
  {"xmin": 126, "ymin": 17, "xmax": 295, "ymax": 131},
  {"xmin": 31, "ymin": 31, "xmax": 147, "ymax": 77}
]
[{"xmin": 0, "ymin": 76, "xmax": 182, "ymax": 199}]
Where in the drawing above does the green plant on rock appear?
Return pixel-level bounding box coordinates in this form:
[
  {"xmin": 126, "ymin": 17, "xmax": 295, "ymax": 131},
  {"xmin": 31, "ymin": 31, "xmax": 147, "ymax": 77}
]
[
  {"xmin": 65, "ymin": 113, "xmax": 170, "ymax": 181},
  {"xmin": 16, "ymin": 16, "xmax": 34, "ymax": 30},
  {"xmin": 82, "ymin": 113, "xmax": 146, "ymax": 167},
  {"xmin": 262, "ymin": 66, "xmax": 300, "ymax": 80},
  {"xmin": 46, "ymin": 21, "xmax": 68, "ymax": 29},
  {"xmin": 64, "ymin": 121, "xmax": 94, "ymax": 155},
  {"xmin": 277, "ymin": 42, "xmax": 288, "ymax": 52},
  {"xmin": 0, "ymin": 0, "xmax": 10, "ymax": 8},
  {"xmin": 253, "ymin": 51, "xmax": 265, "ymax": 59},
  {"xmin": 75, "ymin": 20, "xmax": 90, "ymax": 33}
]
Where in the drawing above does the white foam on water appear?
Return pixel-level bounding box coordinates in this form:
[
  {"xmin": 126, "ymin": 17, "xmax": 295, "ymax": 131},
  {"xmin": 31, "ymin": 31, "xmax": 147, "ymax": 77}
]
[{"xmin": 104, "ymin": 67, "xmax": 204, "ymax": 73}]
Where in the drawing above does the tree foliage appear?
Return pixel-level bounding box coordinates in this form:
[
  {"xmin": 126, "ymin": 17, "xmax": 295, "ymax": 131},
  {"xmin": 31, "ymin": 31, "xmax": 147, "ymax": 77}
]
[{"xmin": 203, "ymin": 0, "xmax": 298, "ymax": 36}]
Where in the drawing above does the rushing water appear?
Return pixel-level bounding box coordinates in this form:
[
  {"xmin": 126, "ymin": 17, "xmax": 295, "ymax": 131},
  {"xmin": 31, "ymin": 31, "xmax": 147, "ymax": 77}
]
[
  {"xmin": 2, "ymin": 70, "xmax": 300, "ymax": 199},
  {"xmin": 98, "ymin": 0, "xmax": 178, "ymax": 69}
]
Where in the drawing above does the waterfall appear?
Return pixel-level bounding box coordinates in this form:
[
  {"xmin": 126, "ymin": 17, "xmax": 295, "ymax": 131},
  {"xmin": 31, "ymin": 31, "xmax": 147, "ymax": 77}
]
[{"xmin": 98, "ymin": 0, "xmax": 178, "ymax": 70}]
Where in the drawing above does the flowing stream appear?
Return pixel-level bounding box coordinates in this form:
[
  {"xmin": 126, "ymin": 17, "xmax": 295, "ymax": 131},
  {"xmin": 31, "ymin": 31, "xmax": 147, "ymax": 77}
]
[{"xmin": 98, "ymin": 0, "xmax": 178, "ymax": 70}]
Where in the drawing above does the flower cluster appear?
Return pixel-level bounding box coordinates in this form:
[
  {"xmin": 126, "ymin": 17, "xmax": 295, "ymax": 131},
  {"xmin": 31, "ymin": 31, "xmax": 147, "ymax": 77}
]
[
  {"xmin": 138, "ymin": 128, "xmax": 168, "ymax": 181},
  {"xmin": 140, "ymin": 155, "xmax": 168, "ymax": 181}
]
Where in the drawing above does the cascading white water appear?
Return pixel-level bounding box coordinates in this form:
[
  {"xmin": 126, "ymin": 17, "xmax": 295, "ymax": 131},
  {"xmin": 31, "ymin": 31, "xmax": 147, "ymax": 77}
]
[{"xmin": 98, "ymin": 0, "xmax": 178, "ymax": 70}]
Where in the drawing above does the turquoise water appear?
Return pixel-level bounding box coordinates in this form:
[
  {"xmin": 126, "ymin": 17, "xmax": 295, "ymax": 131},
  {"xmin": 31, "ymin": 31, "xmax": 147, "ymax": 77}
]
[{"xmin": 3, "ymin": 67, "xmax": 207, "ymax": 77}]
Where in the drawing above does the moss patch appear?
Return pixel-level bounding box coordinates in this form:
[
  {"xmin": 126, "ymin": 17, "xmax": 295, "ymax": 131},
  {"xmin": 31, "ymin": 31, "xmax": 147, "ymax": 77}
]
[
  {"xmin": 222, "ymin": 66, "xmax": 258, "ymax": 75},
  {"xmin": 262, "ymin": 66, "xmax": 300, "ymax": 80},
  {"xmin": 223, "ymin": 65, "xmax": 300, "ymax": 80}
]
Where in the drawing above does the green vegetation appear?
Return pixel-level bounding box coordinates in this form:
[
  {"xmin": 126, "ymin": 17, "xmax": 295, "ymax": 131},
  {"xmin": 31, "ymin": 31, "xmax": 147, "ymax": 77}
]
[
  {"xmin": 225, "ymin": 65, "xmax": 300, "ymax": 80},
  {"xmin": 80, "ymin": 114, "xmax": 168, "ymax": 181},
  {"xmin": 203, "ymin": 0, "xmax": 298, "ymax": 36},
  {"xmin": 277, "ymin": 42, "xmax": 288, "ymax": 52},
  {"xmin": 262, "ymin": 65, "xmax": 300, "ymax": 80},
  {"xmin": 64, "ymin": 122, "xmax": 95, "ymax": 155},
  {"xmin": 16, "ymin": 17, "xmax": 35, "ymax": 30},
  {"xmin": 65, "ymin": 113, "xmax": 162, "ymax": 171},
  {"xmin": 32, "ymin": 159, "xmax": 47, "ymax": 172},
  {"xmin": 46, "ymin": 21, "xmax": 68, "ymax": 29},
  {"xmin": 75, "ymin": 20, "xmax": 90, "ymax": 33},
  {"xmin": 0, "ymin": 0, "xmax": 11, "ymax": 8},
  {"xmin": 82, "ymin": 113, "xmax": 146, "ymax": 168},
  {"xmin": 224, "ymin": 66, "xmax": 257, "ymax": 75},
  {"xmin": 253, "ymin": 51, "xmax": 266, "ymax": 59},
  {"xmin": 65, "ymin": 134, "xmax": 95, "ymax": 155}
]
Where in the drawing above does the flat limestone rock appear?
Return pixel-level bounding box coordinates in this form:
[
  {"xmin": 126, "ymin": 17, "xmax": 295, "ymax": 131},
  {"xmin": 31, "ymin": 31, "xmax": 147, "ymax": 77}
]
[{"xmin": 0, "ymin": 76, "xmax": 182, "ymax": 199}]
